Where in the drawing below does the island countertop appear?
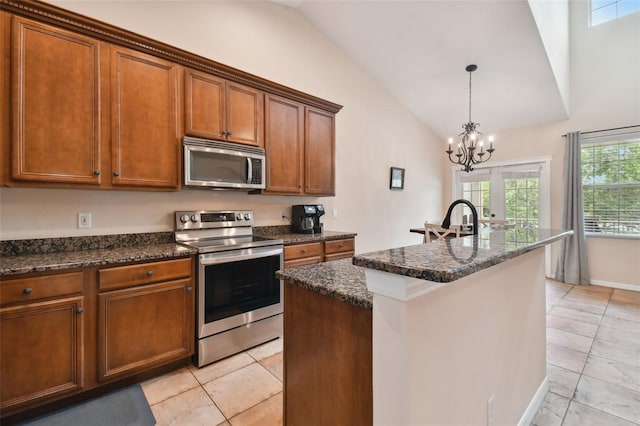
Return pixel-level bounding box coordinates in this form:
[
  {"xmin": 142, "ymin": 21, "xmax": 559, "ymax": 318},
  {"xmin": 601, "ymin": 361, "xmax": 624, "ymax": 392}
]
[
  {"xmin": 276, "ymin": 258, "xmax": 371, "ymax": 310},
  {"xmin": 352, "ymin": 228, "xmax": 572, "ymax": 283}
]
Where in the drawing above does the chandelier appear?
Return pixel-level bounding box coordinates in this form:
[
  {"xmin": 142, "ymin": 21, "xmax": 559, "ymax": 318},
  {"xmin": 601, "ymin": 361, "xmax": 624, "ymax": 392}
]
[{"xmin": 446, "ymin": 64, "xmax": 495, "ymax": 172}]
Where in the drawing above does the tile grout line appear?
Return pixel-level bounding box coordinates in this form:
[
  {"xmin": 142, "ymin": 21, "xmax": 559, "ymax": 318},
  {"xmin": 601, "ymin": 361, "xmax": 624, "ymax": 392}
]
[{"xmin": 560, "ymin": 285, "xmax": 614, "ymax": 426}]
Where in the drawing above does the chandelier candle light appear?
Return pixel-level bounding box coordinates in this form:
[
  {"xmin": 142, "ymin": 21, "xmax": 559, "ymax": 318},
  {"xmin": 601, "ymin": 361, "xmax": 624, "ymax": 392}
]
[{"xmin": 446, "ymin": 64, "xmax": 495, "ymax": 172}]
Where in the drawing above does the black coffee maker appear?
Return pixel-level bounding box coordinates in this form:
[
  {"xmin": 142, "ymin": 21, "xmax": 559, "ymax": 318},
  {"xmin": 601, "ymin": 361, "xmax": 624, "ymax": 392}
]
[{"xmin": 291, "ymin": 204, "xmax": 325, "ymax": 234}]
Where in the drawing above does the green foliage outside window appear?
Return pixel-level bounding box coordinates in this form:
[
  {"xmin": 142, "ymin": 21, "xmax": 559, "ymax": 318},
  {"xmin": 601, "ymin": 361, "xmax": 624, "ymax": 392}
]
[{"xmin": 581, "ymin": 140, "xmax": 640, "ymax": 236}]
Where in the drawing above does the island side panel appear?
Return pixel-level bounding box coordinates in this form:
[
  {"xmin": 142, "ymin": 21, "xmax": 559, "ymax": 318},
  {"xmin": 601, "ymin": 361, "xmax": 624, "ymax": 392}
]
[
  {"xmin": 371, "ymin": 248, "xmax": 547, "ymax": 425},
  {"xmin": 284, "ymin": 282, "xmax": 372, "ymax": 426}
]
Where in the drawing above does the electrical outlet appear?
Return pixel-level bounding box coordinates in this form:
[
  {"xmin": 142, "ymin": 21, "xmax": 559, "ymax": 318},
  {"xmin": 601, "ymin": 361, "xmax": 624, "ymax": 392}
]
[
  {"xmin": 332, "ymin": 208, "xmax": 338, "ymax": 219},
  {"xmin": 78, "ymin": 213, "xmax": 92, "ymax": 229},
  {"xmin": 487, "ymin": 394, "xmax": 495, "ymax": 426}
]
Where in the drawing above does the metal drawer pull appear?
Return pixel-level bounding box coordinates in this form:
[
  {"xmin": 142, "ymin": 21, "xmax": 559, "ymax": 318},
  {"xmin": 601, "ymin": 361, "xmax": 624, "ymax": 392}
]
[
  {"xmin": 76, "ymin": 307, "xmax": 84, "ymax": 314},
  {"xmin": 147, "ymin": 270, "xmax": 153, "ymax": 277},
  {"xmin": 23, "ymin": 287, "xmax": 32, "ymax": 294},
  {"xmin": 94, "ymin": 170, "xmax": 101, "ymax": 176},
  {"xmin": 301, "ymin": 249, "xmax": 307, "ymax": 254}
]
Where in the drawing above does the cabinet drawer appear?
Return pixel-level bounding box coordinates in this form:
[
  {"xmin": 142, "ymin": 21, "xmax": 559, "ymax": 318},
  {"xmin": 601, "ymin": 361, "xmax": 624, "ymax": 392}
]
[
  {"xmin": 98, "ymin": 258, "xmax": 192, "ymax": 291},
  {"xmin": 324, "ymin": 252, "xmax": 354, "ymax": 262},
  {"xmin": 0, "ymin": 272, "xmax": 84, "ymax": 306},
  {"xmin": 284, "ymin": 256, "xmax": 323, "ymax": 269},
  {"xmin": 324, "ymin": 238, "xmax": 354, "ymax": 255},
  {"xmin": 284, "ymin": 242, "xmax": 323, "ymax": 261}
]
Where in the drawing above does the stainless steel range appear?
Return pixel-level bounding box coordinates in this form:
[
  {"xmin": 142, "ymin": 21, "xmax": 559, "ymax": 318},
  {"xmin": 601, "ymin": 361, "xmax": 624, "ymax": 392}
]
[{"xmin": 175, "ymin": 210, "xmax": 283, "ymax": 367}]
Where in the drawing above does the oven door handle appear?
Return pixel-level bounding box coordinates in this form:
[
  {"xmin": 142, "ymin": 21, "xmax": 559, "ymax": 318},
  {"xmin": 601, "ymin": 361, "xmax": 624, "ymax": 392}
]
[{"xmin": 199, "ymin": 246, "xmax": 283, "ymax": 266}]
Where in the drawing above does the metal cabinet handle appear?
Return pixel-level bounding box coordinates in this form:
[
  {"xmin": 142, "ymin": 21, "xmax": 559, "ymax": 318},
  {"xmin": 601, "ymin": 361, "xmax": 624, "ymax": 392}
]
[
  {"xmin": 147, "ymin": 270, "xmax": 153, "ymax": 277},
  {"xmin": 338, "ymin": 244, "xmax": 344, "ymax": 248},
  {"xmin": 23, "ymin": 287, "xmax": 32, "ymax": 294},
  {"xmin": 301, "ymin": 249, "xmax": 307, "ymax": 254},
  {"xmin": 76, "ymin": 307, "xmax": 84, "ymax": 314},
  {"xmin": 113, "ymin": 171, "xmax": 120, "ymax": 177},
  {"xmin": 94, "ymin": 170, "xmax": 101, "ymax": 176},
  {"xmin": 186, "ymin": 287, "xmax": 193, "ymax": 292},
  {"xmin": 227, "ymin": 130, "xmax": 232, "ymax": 136}
]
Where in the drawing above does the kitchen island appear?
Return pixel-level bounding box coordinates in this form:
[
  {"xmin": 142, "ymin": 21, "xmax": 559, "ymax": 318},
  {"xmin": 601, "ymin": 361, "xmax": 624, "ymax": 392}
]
[{"xmin": 277, "ymin": 228, "xmax": 571, "ymax": 426}]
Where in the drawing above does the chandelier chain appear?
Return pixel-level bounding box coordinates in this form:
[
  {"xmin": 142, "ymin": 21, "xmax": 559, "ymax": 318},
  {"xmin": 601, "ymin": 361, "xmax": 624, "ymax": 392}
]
[{"xmin": 468, "ymin": 70, "xmax": 472, "ymax": 123}]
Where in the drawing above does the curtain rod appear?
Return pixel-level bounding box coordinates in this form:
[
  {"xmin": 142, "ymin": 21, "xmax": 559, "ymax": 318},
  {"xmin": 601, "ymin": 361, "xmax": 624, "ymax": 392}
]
[{"xmin": 561, "ymin": 124, "xmax": 640, "ymax": 137}]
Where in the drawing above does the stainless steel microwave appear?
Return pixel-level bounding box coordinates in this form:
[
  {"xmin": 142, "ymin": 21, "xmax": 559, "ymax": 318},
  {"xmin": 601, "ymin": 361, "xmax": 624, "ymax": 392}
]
[{"xmin": 183, "ymin": 136, "xmax": 265, "ymax": 190}]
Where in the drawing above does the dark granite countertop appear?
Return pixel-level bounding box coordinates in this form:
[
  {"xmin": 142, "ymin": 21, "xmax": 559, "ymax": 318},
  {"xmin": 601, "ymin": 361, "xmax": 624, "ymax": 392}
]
[
  {"xmin": 254, "ymin": 225, "xmax": 356, "ymax": 245},
  {"xmin": 0, "ymin": 233, "xmax": 196, "ymax": 276},
  {"xmin": 353, "ymin": 228, "xmax": 573, "ymax": 283},
  {"xmin": 276, "ymin": 258, "xmax": 371, "ymax": 310}
]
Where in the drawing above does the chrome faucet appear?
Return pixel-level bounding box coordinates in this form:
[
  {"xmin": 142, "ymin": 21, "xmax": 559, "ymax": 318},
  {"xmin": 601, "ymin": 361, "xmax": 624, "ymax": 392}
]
[{"xmin": 441, "ymin": 199, "xmax": 479, "ymax": 235}]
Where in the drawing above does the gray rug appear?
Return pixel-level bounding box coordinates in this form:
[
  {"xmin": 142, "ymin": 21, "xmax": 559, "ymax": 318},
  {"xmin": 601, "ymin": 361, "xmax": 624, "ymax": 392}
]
[{"xmin": 21, "ymin": 384, "xmax": 155, "ymax": 426}]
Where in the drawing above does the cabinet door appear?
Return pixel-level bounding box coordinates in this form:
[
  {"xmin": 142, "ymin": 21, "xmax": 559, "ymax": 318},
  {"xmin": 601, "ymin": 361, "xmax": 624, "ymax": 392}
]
[
  {"xmin": 11, "ymin": 17, "xmax": 101, "ymax": 184},
  {"xmin": 184, "ymin": 69, "xmax": 225, "ymax": 140},
  {"xmin": 0, "ymin": 296, "xmax": 84, "ymax": 410},
  {"xmin": 226, "ymin": 82, "xmax": 263, "ymax": 147},
  {"xmin": 305, "ymin": 107, "xmax": 335, "ymax": 195},
  {"xmin": 264, "ymin": 94, "xmax": 304, "ymax": 194},
  {"xmin": 111, "ymin": 46, "xmax": 179, "ymax": 189},
  {"xmin": 97, "ymin": 279, "xmax": 194, "ymax": 382}
]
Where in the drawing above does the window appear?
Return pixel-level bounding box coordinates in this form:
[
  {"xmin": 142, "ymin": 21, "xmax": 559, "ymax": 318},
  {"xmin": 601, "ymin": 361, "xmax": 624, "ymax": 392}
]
[
  {"xmin": 591, "ymin": 0, "xmax": 640, "ymax": 26},
  {"xmin": 581, "ymin": 134, "xmax": 640, "ymax": 236}
]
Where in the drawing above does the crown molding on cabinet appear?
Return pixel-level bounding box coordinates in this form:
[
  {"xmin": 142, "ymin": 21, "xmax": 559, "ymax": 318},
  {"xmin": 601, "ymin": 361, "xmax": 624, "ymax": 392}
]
[{"xmin": 0, "ymin": 0, "xmax": 343, "ymax": 114}]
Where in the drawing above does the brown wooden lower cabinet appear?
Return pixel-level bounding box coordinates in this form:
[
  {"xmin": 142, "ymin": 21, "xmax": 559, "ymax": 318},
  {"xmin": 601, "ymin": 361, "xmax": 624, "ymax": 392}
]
[
  {"xmin": 0, "ymin": 257, "xmax": 195, "ymax": 419},
  {"xmin": 284, "ymin": 282, "xmax": 372, "ymax": 426},
  {"xmin": 0, "ymin": 295, "xmax": 85, "ymax": 411},
  {"xmin": 97, "ymin": 278, "xmax": 194, "ymax": 381},
  {"xmin": 283, "ymin": 237, "xmax": 355, "ymax": 269}
]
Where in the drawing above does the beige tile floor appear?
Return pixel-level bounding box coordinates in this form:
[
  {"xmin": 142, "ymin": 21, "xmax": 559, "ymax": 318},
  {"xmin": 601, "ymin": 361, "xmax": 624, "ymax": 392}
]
[
  {"xmin": 142, "ymin": 281, "xmax": 640, "ymax": 426},
  {"xmin": 533, "ymin": 281, "xmax": 640, "ymax": 426},
  {"xmin": 141, "ymin": 338, "xmax": 284, "ymax": 426}
]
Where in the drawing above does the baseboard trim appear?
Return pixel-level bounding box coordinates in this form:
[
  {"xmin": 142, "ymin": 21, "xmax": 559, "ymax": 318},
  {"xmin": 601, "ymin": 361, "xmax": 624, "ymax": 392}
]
[
  {"xmin": 518, "ymin": 376, "xmax": 549, "ymax": 426},
  {"xmin": 590, "ymin": 279, "xmax": 640, "ymax": 292}
]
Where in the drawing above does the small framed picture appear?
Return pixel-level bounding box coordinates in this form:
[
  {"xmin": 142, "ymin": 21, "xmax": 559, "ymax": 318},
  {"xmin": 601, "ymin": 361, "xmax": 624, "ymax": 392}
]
[{"xmin": 390, "ymin": 167, "xmax": 405, "ymax": 190}]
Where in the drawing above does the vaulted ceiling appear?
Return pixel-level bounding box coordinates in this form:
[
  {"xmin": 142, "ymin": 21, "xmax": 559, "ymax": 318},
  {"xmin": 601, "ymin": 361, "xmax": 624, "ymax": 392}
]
[{"xmin": 278, "ymin": 0, "xmax": 569, "ymax": 140}]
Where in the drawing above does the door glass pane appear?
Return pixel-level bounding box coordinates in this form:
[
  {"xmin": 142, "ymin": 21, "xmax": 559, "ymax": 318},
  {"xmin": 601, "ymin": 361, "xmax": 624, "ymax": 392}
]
[
  {"xmin": 504, "ymin": 177, "xmax": 539, "ymax": 229},
  {"xmin": 461, "ymin": 181, "xmax": 491, "ymax": 220}
]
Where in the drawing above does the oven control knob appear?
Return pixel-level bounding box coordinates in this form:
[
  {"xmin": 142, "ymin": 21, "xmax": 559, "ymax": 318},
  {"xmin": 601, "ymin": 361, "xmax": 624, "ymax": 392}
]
[
  {"xmin": 236, "ymin": 213, "xmax": 243, "ymax": 221},
  {"xmin": 179, "ymin": 214, "xmax": 190, "ymax": 223},
  {"xmin": 191, "ymin": 214, "xmax": 199, "ymax": 222},
  {"xmin": 244, "ymin": 213, "xmax": 251, "ymax": 220}
]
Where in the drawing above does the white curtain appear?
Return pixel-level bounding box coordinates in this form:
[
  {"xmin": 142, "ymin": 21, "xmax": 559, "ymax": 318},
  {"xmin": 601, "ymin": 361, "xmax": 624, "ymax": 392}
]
[{"xmin": 555, "ymin": 131, "xmax": 590, "ymax": 285}]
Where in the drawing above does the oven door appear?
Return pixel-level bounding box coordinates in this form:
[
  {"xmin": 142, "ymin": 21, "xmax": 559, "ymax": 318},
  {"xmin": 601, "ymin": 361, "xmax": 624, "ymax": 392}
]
[{"xmin": 198, "ymin": 245, "xmax": 283, "ymax": 338}]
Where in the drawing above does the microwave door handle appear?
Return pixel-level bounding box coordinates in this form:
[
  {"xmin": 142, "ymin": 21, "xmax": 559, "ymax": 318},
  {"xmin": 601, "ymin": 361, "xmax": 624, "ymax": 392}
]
[{"xmin": 246, "ymin": 157, "xmax": 253, "ymax": 184}]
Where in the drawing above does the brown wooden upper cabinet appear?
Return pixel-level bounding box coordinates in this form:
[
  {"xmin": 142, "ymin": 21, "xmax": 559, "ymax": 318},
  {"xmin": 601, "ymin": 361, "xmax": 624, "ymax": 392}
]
[
  {"xmin": 8, "ymin": 16, "xmax": 181, "ymax": 190},
  {"xmin": 263, "ymin": 94, "xmax": 335, "ymax": 196},
  {"xmin": 110, "ymin": 46, "xmax": 180, "ymax": 189},
  {"xmin": 305, "ymin": 107, "xmax": 335, "ymax": 195},
  {"xmin": 184, "ymin": 69, "xmax": 263, "ymax": 147},
  {"xmin": 10, "ymin": 17, "xmax": 102, "ymax": 185}
]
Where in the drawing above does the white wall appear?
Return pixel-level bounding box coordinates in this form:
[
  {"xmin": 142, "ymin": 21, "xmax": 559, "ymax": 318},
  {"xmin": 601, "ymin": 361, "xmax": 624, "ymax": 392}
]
[
  {"xmin": 370, "ymin": 249, "xmax": 547, "ymax": 425},
  {"xmin": 444, "ymin": 1, "xmax": 640, "ymax": 287},
  {"xmin": 0, "ymin": 1, "xmax": 443, "ymax": 253}
]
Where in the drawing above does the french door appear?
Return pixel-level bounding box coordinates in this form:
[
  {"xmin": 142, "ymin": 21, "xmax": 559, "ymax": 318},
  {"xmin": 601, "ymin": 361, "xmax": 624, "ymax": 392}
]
[{"xmin": 452, "ymin": 159, "xmax": 551, "ymax": 230}]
